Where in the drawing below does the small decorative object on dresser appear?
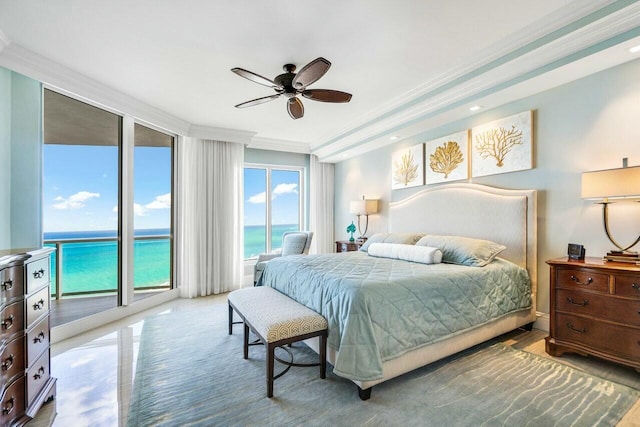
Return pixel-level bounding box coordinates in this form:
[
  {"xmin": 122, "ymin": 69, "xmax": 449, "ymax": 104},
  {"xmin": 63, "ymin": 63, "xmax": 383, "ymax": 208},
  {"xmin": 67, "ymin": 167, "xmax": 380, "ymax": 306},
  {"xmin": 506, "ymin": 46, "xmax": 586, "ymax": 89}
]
[
  {"xmin": 335, "ymin": 240, "xmax": 363, "ymax": 253},
  {"xmin": 1, "ymin": 247, "xmax": 57, "ymax": 426},
  {"xmin": 546, "ymin": 257, "xmax": 640, "ymax": 370}
]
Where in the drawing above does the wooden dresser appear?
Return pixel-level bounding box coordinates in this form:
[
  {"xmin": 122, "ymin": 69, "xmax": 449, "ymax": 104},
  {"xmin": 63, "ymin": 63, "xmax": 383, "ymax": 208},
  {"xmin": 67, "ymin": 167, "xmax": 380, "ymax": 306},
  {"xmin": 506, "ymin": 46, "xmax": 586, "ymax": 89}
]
[
  {"xmin": 546, "ymin": 257, "xmax": 640, "ymax": 370},
  {"xmin": 0, "ymin": 248, "xmax": 56, "ymax": 426}
]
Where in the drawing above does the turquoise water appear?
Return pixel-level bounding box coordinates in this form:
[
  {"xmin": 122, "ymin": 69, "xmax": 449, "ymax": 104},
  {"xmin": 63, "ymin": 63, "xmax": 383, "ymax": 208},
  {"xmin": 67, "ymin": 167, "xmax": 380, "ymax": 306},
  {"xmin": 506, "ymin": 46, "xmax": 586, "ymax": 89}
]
[{"xmin": 45, "ymin": 225, "xmax": 297, "ymax": 294}]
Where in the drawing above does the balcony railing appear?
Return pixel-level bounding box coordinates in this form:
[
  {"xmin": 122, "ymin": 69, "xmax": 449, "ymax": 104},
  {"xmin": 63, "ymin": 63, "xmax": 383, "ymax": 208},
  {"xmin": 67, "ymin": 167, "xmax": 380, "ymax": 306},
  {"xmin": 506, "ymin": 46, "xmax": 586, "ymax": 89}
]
[{"xmin": 44, "ymin": 235, "xmax": 171, "ymax": 300}]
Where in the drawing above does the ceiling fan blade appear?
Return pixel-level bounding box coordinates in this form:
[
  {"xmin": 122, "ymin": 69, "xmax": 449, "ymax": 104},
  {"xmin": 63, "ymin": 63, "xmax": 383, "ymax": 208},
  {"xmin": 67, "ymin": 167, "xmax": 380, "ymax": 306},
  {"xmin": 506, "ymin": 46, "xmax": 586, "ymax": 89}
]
[
  {"xmin": 235, "ymin": 94, "xmax": 281, "ymax": 108},
  {"xmin": 231, "ymin": 67, "xmax": 283, "ymax": 89},
  {"xmin": 302, "ymin": 89, "xmax": 352, "ymax": 103},
  {"xmin": 287, "ymin": 97, "xmax": 304, "ymax": 119},
  {"xmin": 291, "ymin": 57, "xmax": 331, "ymax": 89}
]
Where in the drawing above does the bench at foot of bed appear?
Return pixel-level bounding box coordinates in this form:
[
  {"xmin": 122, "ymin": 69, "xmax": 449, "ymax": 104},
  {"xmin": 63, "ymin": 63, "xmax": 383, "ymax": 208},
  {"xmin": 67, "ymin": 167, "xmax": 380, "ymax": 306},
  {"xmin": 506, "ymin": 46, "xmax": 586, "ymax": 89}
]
[{"xmin": 228, "ymin": 286, "xmax": 328, "ymax": 398}]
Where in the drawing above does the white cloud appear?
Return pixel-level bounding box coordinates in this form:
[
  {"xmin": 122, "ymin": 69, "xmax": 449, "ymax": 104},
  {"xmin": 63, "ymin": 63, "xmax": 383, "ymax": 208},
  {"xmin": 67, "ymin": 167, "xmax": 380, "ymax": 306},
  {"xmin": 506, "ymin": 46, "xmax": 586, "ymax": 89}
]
[
  {"xmin": 145, "ymin": 193, "xmax": 171, "ymax": 209},
  {"xmin": 248, "ymin": 191, "xmax": 266, "ymax": 204},
  {"xmin": 52, "ymin": 191, "xmax": 100, "ymax": 210},
  {"xmin": 247, "ymin": 183, "xmax": 298, "ymax": 204},
  {"xmin": 112, "ymin": 204, "xmax": 148, "ymax": 216},
  {"xmin": 273, "ymin": 183, "xmax": 298, "ymax": 196}
]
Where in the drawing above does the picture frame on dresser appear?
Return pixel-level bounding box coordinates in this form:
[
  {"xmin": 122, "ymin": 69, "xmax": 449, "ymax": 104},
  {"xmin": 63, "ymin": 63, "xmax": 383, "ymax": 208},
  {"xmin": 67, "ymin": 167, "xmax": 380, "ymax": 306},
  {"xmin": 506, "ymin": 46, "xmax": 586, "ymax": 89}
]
[
  {"xmin": 546, "ymin": 257, "xmax": 640, "ymax": 371},
  {"xmin": 1, "ymin": 248, "xmax": 57, "ymax": 426}
]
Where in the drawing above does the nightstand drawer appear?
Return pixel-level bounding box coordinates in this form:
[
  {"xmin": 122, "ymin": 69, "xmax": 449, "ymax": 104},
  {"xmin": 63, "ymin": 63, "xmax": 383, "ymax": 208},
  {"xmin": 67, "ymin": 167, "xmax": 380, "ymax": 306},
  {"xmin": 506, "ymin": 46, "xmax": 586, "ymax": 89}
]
[
  {"xmin": 614, "ymin": 275, "xmax": 640, "ymax": 298},
  {"xmin": 556, "ymin": 289, "xmax": 640, "ymax": 327},
  {"xmin": 556, "ymin": 269, "xmax": 609, "ymax": 293},
  {"xmin": 556, "ymin": 313, "xmax": 640, "ymax": 363}
]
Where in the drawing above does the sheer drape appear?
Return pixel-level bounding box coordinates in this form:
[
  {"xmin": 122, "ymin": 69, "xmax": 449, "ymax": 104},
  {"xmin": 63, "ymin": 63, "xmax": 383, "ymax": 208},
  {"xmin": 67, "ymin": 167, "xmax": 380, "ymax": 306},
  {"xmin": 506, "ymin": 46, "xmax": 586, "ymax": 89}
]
[
  {"xmin": 309, "ymin": 154, "xmax": 334, "ymax": 254},
  {"xmin": 177, "ymin": 137, "xmax": 244, "ymax": 297}
]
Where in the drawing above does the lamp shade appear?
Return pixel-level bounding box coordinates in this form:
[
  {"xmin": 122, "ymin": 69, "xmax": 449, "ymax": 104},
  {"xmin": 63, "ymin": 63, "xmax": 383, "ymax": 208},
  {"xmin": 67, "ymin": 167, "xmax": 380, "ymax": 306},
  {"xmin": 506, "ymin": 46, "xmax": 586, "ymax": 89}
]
[
  {"xmin": 349, "ymin": 199, "xmax": 379, "ymax": 215},
  {"xmin": 581, "ymin": 166, "xmax": 640, "ymax": 200}
]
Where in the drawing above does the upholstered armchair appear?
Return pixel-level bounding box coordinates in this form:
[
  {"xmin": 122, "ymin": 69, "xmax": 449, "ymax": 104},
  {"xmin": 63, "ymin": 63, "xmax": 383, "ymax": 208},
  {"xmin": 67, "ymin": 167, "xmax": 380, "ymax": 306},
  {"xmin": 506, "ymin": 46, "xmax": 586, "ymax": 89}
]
[{"xmin": 253, "ymin": 231, "xmax": 313, "ymax": 284}]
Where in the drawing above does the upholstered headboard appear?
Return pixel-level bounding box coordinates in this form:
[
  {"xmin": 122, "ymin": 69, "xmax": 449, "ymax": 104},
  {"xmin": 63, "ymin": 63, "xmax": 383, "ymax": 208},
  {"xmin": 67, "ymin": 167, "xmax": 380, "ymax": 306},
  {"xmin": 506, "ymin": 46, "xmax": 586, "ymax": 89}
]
[{"xmin": 389, "ymin": 183, "xmax": 537, "ymax": 298}]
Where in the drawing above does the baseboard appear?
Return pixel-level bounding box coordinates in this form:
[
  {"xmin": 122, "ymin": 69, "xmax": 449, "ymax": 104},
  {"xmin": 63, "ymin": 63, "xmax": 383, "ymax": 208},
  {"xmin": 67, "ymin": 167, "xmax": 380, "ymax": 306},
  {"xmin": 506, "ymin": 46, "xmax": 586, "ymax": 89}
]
[{"xmin": 533, "ymin": 311, "xmax": 549, "ymax": 332}]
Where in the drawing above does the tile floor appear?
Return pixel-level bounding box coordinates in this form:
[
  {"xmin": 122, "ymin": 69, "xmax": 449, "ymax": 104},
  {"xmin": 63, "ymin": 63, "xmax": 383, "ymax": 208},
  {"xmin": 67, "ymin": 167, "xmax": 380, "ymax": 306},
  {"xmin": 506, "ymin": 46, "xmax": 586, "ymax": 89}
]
[{"xmin": 29, "ymin": 294, "xmax": 640, "ymax": 426}]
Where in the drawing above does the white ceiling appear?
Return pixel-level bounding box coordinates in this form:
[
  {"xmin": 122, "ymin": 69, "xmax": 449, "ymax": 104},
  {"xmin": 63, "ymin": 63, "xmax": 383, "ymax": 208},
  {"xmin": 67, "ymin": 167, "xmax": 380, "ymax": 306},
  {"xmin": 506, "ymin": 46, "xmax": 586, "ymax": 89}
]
[{"xmin": 1, "ymin": 0, "xmax": 639, "ymax": 161}]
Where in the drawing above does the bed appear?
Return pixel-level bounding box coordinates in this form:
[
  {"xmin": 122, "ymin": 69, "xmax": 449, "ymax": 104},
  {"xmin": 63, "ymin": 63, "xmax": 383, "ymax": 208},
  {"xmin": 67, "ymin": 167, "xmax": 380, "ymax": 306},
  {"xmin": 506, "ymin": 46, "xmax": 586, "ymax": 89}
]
[{"xmin": 258, "ymin": 183, "xmax": 537, "ymax": 399}]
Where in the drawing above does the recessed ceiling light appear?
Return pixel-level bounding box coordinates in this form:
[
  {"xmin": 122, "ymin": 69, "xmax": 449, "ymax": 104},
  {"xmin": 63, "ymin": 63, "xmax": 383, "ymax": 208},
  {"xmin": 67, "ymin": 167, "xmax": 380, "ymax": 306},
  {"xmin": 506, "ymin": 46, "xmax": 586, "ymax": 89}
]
[
  {"xmin": 629, "ymin": 44, "xmax": 640, "ymax": 53},
  {"xmin": 469, "ymin": 105, "xmax": 482, "ymax": 111},
  {"xmin": 342, "ymin": 152, "xmax": 350, "ymax": 158},
  {"xmin": 390, "ymin": 136, "xmax": 399, "ymax": 140}
]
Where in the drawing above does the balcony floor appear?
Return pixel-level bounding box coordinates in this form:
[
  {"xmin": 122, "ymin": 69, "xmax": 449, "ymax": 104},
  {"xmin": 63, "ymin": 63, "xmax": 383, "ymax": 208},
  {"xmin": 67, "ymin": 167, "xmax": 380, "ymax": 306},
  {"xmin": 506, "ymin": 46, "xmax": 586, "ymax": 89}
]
[{"xmin": 50, "ymin": 291, "xmax": 165, "ymax": 327}]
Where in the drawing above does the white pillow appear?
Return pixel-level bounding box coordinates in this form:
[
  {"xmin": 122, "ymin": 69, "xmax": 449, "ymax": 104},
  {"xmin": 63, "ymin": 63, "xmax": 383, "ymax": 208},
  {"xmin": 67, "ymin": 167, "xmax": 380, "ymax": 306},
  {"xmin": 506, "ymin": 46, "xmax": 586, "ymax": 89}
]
[
  {"xmin": 367, "ymin": 243, "xmax": 442, "ymax": 265},
  {"xmin": 415, "ymin": 235, "xmax": 505, "ymax": 267}
]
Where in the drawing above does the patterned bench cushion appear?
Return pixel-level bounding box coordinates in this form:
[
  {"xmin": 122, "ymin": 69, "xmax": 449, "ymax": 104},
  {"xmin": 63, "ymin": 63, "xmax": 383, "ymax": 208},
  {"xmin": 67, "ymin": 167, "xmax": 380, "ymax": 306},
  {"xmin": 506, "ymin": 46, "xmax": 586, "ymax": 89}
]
[{"xmin": 228, "ymin": 286, "xmax": 327, "ymax": 342}]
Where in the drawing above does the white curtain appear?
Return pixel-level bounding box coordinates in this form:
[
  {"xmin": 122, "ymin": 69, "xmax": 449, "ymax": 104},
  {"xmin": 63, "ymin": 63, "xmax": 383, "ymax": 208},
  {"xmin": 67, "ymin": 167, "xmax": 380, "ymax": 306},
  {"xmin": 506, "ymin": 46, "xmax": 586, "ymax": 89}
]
[
  {"xmin": 176, "ymin": 137, "xmax": 244, "ymax": 297},
  {"xmin": 309, "ymin": 154, "xmax": 334, "ymax": 254}
]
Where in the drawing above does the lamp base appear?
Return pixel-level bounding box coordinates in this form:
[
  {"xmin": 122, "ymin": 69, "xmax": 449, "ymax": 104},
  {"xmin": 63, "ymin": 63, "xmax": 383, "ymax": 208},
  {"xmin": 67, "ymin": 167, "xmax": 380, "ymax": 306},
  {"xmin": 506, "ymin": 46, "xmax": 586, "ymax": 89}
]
[{"xmin": 603, "ymin": 250, "xmax": 640, "ymax": 264}]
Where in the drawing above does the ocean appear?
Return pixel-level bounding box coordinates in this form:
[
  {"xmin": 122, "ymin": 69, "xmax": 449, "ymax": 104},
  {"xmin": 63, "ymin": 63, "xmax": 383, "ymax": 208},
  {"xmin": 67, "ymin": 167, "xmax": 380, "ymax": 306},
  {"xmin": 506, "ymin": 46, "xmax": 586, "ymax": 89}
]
[{"xmin": 44, "ymin": 225, "xmax": 297, "ymax": 295}]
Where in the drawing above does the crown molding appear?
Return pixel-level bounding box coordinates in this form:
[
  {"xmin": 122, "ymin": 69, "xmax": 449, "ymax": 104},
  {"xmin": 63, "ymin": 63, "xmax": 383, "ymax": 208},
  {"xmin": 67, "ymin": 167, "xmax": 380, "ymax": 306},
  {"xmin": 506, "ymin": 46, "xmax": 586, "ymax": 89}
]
[
  {"xmin": 0, "ymin": 42, "xmax": 191, "ymax": 136},
  {"xmin": 0, "ymin": 28, "xmax": 9, "ymax": 53},
  {"xmin": 188, "ymin": 125, "xmax": 256, "ymax": 144},
  {"xmin": 248, "ymin": 137, "xmax": 310, "ymax": 154},
  {"xmin": 313, "ymin": 0, "xmax": 640, "ymax": 161}
]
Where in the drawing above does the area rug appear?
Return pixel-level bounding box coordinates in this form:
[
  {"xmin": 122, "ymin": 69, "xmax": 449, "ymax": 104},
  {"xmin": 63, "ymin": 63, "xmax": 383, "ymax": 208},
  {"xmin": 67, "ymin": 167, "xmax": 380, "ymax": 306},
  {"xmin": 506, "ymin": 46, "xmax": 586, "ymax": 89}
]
[{"xmin": 127, "ymin": 304, "xmax": 639, "ymax": 427}]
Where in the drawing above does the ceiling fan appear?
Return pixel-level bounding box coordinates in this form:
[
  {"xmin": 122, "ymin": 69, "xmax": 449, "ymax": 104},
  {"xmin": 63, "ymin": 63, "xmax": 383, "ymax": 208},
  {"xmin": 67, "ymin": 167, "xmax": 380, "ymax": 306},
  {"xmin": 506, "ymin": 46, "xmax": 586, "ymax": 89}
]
[{"xmin": 231, "ymin": 57, "xmax": 352, "ymax": 120}]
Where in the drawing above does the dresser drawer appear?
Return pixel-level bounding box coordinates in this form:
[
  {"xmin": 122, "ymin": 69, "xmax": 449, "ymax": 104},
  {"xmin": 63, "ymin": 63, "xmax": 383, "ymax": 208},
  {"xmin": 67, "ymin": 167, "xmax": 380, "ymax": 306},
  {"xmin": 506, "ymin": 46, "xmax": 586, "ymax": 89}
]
[
  {"xmin": 614, "ymin": 275, "xmax": 640, "ymax": 299},
  {"xmin": 26, "ymin": 316, "xmax": 49, "ymax": 367},
  {"xmin": 0, "ymin": 336, "xmax": 25, "ymax": 386},
  {"xmin": 26, "ymin": 350, "xmax": 50, "ymax": 407},
  {"xmin": 26, "ymin": 258, "xmax": 49, "ymax": 294},
  {"xmin": 0, "ymin": 301, "xmax": 24, "ymax": 342},
  {"xmin": 556, "ymin": 313, "xmax": 640, "ymax": 363},
  {"xmin": 0, "ymin": 376, "xmax": 25, "ymax": 426},
  {"xmin": 556, "ymin": 268, "xmax": 609, "ymax": 293},
  {"xmin": 0, "ymin": 266, "xmax": 24, "ymax": 302},
  {"xmin": 26, "ymin": 287, "xmax": 49, "ymax": 328},
  {"xmin": 556, "ymin": 289, "xmax": 640, "ymax": 328}
]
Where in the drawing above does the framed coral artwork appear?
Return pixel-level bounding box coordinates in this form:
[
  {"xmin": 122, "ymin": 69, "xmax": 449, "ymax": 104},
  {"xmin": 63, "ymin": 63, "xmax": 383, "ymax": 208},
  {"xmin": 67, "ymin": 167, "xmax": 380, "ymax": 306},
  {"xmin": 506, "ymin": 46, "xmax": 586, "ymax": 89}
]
[
  {"xmin": 471, "ymin": 110, "xmax": 533, "ymax": 177},
  {"xmin": 425, "ymin": 130, "xmax": 469, "ymax": 184},
  {"xmin": 391, "ymin": 143, "xmax": 424, "ymax": 190}
]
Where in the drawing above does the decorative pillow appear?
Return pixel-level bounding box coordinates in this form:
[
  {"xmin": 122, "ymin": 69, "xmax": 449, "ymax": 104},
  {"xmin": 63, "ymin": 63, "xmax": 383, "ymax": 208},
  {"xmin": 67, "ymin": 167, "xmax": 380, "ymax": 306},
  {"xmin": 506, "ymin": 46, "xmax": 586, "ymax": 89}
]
[
  {"xmin": 367, "ymin": 243, "xmax": 442, "ymax": 265},
  {"xmin": 359, "ymin": 233, "xmax": 425, "ymax": 252},
  {"xmin": 415, "ymin": 235, "xmax": 506, "ymax": 267}
]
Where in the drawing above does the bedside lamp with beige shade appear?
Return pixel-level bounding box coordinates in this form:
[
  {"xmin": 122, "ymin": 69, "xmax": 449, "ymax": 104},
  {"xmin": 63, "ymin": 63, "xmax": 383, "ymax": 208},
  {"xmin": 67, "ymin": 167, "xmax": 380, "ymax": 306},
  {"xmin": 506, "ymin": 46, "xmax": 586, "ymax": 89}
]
[
  {"xmin": 349, "ymin": 196, "xmax": 379, "ymax": 243},
  {"xmin": 581, "ymin": 158, "xmax": 640, "ymax": 261}
]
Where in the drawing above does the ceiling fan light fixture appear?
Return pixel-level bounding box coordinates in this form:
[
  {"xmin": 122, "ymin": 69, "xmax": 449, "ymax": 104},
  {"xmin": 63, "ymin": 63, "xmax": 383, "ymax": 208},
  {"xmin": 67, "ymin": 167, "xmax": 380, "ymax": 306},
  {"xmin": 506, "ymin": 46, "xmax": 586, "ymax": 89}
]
[{"xmin": 231, "ymin": 57, "xmax": 352, "ymax": 119}]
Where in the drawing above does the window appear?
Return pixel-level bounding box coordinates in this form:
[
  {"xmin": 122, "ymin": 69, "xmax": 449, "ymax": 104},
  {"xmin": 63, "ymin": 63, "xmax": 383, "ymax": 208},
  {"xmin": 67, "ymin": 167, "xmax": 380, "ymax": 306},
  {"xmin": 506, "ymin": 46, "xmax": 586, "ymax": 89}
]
[{"xmin": 244, "ymin": 165, "xmax": 304, "ymax": 259}]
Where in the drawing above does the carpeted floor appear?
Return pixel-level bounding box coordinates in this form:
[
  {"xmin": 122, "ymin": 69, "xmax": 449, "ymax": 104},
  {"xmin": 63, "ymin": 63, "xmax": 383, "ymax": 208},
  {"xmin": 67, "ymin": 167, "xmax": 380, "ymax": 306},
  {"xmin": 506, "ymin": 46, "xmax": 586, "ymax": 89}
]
[{"xmin": 127, "ymin": 305, "xmax": 639, "ymax": 427}]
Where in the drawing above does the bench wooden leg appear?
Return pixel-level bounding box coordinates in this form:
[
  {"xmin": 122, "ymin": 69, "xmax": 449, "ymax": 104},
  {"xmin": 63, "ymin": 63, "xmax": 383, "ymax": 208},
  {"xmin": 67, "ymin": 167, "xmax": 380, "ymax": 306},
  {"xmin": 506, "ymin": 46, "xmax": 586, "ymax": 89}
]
[
  {"xmin": 320, "ymin": 333, "xmax": 327, "ymax": 379},
  {"xmin": 267, "ymin": 342, "xmax": 275, "ymax": 398},
  {"xmin": 228, "ymin": 303, "xmax": 233, "ymax": 335},
  {"xmin": 243, "ymin": 323, "xmax": 249, "ymax": 360}
]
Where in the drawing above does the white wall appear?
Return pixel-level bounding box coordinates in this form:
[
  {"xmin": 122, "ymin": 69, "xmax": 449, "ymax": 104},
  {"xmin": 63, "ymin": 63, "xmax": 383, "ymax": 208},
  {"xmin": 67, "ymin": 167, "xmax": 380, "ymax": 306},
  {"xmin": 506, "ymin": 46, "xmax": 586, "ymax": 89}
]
[{"xmin": 334, "ymin": 58, "xmax": 640, "ymax": 315}]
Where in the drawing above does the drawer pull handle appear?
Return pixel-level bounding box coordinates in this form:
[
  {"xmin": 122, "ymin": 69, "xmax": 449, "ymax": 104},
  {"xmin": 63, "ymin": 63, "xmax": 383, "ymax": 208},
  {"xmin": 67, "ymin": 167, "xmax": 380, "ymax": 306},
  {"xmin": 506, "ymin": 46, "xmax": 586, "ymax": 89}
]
[
  {"xmin": 567, "ymin": 297, "xmax": 589, "ymax": 307},
  {"xmin": 632, "ymin": 283, "xmax": 640, "ymax": 292},
  {"xmin": 1, "ymin": 280, "xmax": 12, "ymax": 291},
  {"xmin": 33, "ymin": 366, "xmax": 45, "ymax": 380},
  {"xmin": 33, "ymin": 299, "xmax": 45, "ymax": 310},
  {"xmin": 566, "ymin": 322, "xmax": 587, "ymax": 334},
  {"xmin": 1, "ymin": 354, "xmax": 13, "ymax": 371},
  {"xmin": 2, "ymin": 397, "xmax": 14, "ymax": 415},
  {"xmin": 1, "ymin": 315, "xmax": 14, "ymax": 330},
  {"xmin": 570, "ymin": 275, "xmax": 593, "ymax": 286},
  {"xmin": 33, "ymin": 331, "xmax": 45, "ymax": 343},
  {"xmin": 32, "ymin": 268, "xmax": 45, "ymax": 279}
]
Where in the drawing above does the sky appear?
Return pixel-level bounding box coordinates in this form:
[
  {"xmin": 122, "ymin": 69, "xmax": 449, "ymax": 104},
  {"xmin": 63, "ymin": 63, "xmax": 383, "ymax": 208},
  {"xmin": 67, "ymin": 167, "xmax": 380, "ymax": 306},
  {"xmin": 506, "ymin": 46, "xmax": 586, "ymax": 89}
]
[
  {"xmin": 244, "ymin": 168, "xmax": 300, "ymax": 227},
  {"xmin": 43, "ymin": 145, "xmax": 171, "ymax": 232}
]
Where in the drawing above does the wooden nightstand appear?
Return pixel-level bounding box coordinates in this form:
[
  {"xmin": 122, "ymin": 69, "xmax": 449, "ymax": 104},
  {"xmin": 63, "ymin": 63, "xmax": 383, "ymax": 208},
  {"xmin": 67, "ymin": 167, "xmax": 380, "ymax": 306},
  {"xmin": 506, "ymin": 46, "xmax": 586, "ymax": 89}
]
[
  {"xmin": 335, "ymin": 240, "xmax": 364, "ymax": 253},
  {"xmin": 545, "ymin": 257, "xmax": 640, "ymax": 370}
]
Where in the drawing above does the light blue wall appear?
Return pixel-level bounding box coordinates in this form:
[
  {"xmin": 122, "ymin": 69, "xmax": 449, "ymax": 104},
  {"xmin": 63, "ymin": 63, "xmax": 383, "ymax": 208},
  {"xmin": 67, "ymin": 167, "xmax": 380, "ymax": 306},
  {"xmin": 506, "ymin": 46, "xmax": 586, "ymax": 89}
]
[
  {"xmin": 0, "ymin": 68, "xmax": 10, "ymax": 248},
  {"xmin": 334, "ymin": 58, "xmax": 640, "ymax": 314},
  {"xmin": 245, "ymin": 147, "xmax": 311, "ymax": 229},
  {"xmin": 0, "ymin": 67, "xmax": 42, "ymax": 250}
]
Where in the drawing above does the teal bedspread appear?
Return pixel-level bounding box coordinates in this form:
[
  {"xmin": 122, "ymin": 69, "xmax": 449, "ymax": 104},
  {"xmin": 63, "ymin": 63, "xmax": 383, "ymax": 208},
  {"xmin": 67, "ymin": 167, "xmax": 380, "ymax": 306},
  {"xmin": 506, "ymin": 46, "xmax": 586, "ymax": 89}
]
[{"xmin": 258, "ymin": 251, "xmax": 532, "ymax": 382}]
